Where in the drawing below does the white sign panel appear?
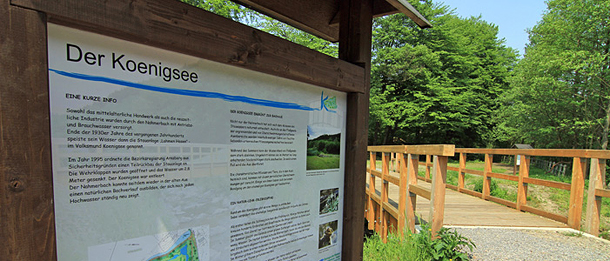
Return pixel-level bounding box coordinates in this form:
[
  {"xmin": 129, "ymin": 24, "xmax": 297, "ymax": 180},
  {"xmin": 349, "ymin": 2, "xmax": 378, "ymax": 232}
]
[{"xmin": 48, "ymin": 24, "xmax": 346, "ymax": 261}]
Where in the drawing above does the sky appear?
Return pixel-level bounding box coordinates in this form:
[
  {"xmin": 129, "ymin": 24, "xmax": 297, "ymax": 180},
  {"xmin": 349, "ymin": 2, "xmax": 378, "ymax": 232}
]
[{"xmin": 435, "ymin": 0, "xmax": 548, "ymax": 56}]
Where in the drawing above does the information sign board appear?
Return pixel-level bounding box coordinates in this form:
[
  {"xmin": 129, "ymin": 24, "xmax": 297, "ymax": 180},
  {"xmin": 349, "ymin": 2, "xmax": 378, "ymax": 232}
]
[{"xmin": 48, "ymin": 24, "xmax": 346, "ymax": 261}]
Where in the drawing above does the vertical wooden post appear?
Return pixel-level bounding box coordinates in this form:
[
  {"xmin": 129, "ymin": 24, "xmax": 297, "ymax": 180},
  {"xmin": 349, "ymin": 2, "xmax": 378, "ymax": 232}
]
[
  {"xmin": 585, "ymin": 159, "xmax": 605, "ymax": 236},
  {"xmin": 458, "ymin": 153, "xmax": 466, "ymax": 191},
  {"xmin": 340, "ymin": 0, "xmax": 372, "ymax": 258},
  {"xmin": 429, "ymin": 156, "xmax": 447, "ymax": 238},
  {"xmin": 483, "ymin": 154, "xmax": 493, "ymax": 199},
  {"xmin": 398, "ymin": 152, "xmax": 407, "ymax": 236},
  {"xmin": 425, "ymin": 155, "xmax": 431, "ymax": 181},
  {"xmin": 0, "ymin": 2, "xmax": 56, "ymax": 260},
  {"xmin": 368, "ymin": 152, "xmax": 376, "ymax": 230},
  {"xmin": 381, "ymin": 153, "xmax": 389, "ymax": 242},
  {"xmin": 517, "ymin": 155, "xmax": 530, "ymax": 211},
  {"xmin": 568, "ymin": 157, "xmax": 586, "ymax": 229},
  {"xmin": 405, "ymin": 153, "xmax": 419, "ymax": 233}
]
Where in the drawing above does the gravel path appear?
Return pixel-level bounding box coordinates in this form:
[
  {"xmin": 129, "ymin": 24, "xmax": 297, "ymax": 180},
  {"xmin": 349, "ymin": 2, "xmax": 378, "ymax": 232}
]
[{"xmin": 450, "ymin": 227, "xmax": 610, "ymax": 261}]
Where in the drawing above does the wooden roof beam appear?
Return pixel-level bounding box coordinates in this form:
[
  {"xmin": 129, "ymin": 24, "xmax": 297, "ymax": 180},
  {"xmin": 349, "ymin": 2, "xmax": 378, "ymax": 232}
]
[
  {"xmin": 231, "ymin": 0, "xmax": 341, "ymax": 41},
  {"xmin": 231, "ymin": 0, "xmax": 431, "ymax": 43},
  {"xmin": 330, "ymin": 0, "xmax": 432, "ymax": 29},
  {"xmin": 384, "ymin": 0, "xmax": 432, "ymax": 28}
]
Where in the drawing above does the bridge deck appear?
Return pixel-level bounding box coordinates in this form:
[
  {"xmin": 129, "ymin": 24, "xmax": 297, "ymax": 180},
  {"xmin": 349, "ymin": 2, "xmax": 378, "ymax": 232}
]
[{"xmin": 372, "ymin": 180, "xmax": 568, "ymax": 228}]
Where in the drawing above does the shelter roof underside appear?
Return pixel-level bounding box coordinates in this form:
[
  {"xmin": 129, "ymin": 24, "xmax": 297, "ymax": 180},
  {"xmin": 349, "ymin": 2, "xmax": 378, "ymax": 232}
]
[{"xmin": 231, "ymin": 0, "xmax": 431, "ymax": 42}]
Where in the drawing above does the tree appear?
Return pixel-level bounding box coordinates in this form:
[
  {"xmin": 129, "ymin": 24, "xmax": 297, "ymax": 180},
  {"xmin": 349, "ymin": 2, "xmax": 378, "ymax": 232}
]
[
  {"xmin": 497, "ymin": 0, "xmax": 610, "ymax": 149},
  {"xmin": 181, "ymin": 0, "xmax": 251, "ymax": 21},
  {"xmin": 369, "ymin": 0, "xmax": 517, "ymax": 147}
]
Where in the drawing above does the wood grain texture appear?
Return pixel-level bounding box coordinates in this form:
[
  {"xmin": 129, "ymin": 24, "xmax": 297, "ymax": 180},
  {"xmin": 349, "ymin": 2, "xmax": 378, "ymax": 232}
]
[
  {"xmin": 585, "ymin": 159, "xmax": 604, "ymax": 236},
  {"xmin": 482, "ymin": 154, "xmax": 492, "ymax": 199},
  {"xmin": 458, "ymin": 153, "xmax": 466, "ymax": 190},
  {"xmin": 0, "ymin": 2, "xmax": 55, "ymax": 260},
  {"xmin": 367, "ymin": 152, "xmax": 376, "ymax": 230},
  {"xmin": 340, "ymin": 0, "xmax": 371, "ymax": 258},
  {"xmin": 517, "ymin": 155, "xmax": 530, "ymax": 211},
  {"xmin": 459, "ymin": 188, "xmax": 483, "ymax": 198},
  {"xmin": 380, "ymin": 153, "xmax": 389, "ymax": 240},
  {"xmin": 425, "ymin": 155, "xmax": 431, "ymax": 180},
  {"xmin": 523, "ymin": 177, "xmax": 571, "ymax": 191},
  {"xmin": 367, "ymin": 145, "xmax": 455, "ymax": 156},
  {"xmin": 429, "ymin": 156, "xmax": 447, "ymax": 237},
  {"xmin": 487, "ymin": 196, "xmax": 517, "ymax": 209},
  {"xmin": 384, "ymin": 0, "xmax": 431, "ymax": 28},
  {"xmin": 597, "ymin": 188, "xmax": 610, "ymax": 198},
  {"xmin": 455, "ymin": 148, "xmax": 610, "ymax": 159},
  {"xmin": 487, "ymin": 172, "xmax": 519, "ymax": 182},
  {"xmin": 406, "ymin": 153, "xmax": 418, "ymax": 232},
  {"xmin": 232, "ymin": 0, "xmax": 340, "ymax": 41},
  {"xmin": 409, "ymin": 184, "xmax": 431, "ymax": 200},
  {"xmin": 233, "ymin": 0, "xmax": 430, "ymax": 41},
  {"xmin": 397, "ymin": 153, "xmax": 407, "ymax": 234},
  {"xmin": 12, "ymin": 0, "xmax": 366, "ymax": 93},
  {"xmin": 568, "ymin": 157, "xmax": 586, "ymax": 229},
  {"xmin": 372, "ymin": 180, "xmax": 568, "ymax": 228},
  {"xmin": 520, "ymin": 205, "xmax": 568, "ymax": 224},
  {"xmin": 382, "ymin": 201, "xmax": 398, "ymax": 219}
]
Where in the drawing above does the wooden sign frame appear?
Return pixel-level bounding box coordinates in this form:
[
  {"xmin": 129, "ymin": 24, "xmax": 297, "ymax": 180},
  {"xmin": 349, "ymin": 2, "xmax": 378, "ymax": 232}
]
[{"xmin": 1, "ymin": 0, "xmax": 370, "ymax": 260}]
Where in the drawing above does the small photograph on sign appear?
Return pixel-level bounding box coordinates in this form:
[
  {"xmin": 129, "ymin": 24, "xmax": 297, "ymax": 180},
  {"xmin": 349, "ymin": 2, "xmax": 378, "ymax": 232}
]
[
  {"xmin": 306, "ymin": 125, "xmax": 341, "ymax": 170},
  {"xmin": 319, "ymin": 188, "xmax": 339, "ymax": 215},
  {"xmin": 318, "ymin": 220, "xmax": 338, "ymax": 249}
]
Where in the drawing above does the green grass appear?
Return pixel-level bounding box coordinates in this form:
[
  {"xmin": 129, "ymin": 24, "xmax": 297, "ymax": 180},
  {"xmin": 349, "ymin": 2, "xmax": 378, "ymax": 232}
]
[
  {"xmin": 364, "ymin": 224, "xmax": 474, "ymax": 261},
  {"xmin": 364, "ymin": 232, "xmax": 420, "ymax": 261},
  {"xmin": 307, "ymin": 154, "xmax": 340, "ymax": 170}
]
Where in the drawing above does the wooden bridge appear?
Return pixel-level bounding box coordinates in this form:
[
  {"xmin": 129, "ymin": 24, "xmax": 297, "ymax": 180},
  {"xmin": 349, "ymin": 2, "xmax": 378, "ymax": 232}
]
[{"xmin": 365, "ymin": 145, "xmax": 610, "ymax": 240}]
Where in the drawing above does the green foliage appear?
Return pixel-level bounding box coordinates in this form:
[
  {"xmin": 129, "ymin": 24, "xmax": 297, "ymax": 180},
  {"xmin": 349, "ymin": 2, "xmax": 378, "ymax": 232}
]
[
  {"xmin": 472, "ymin": 178, "xmax": 497, "ymax": 194},
  {"xmin": 364, "ymin": 224, "xmax": 475, "ymax": 261},
  {"xmin": 363, "ymin": 232, "xmax": 420, "ymax": 260},
  {"xmin": 253, "ymin": 17, "xmax": 338, "ymax": 57},
  {"xmin": 471, "ymin": 178, "xmax": 517, "ymax": 201},
  {"xmin": 180, "ymin": 0, "xmax": 251, "ymax": 21},
  {"xmin": 496, "ymin": 0, "xmax": 610, "ymax": 149},
  {"xmin": 415, "ymin": 223, "xmax": 475, "ymax": 261},
  {"xmin": 308, "ymin": 134, "xmax": 341, "ymax": 155},
  {"xmin": 369, "ymin": 0, "xmax": 517, "ymax": 147},
  {"xmin": 307, "ymin": 148, "xmax": 320, "ymax": 156}
]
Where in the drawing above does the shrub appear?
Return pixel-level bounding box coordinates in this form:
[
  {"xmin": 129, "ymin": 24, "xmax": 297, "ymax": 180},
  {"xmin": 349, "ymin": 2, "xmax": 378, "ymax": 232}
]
[
  {"xmin": 307, "ymin": 148, "xmax": 319, "ymax": 156},
  {"xmin": 363, "ymin": 223, "xmax": 475, "ymax": 261},
  {"xmin": 413, "ymin": 223, "xmax": 475, "ymax": 261},
  {"xmin": 473, "ymin": 178, "xmax": 497, "ymax": 194}
]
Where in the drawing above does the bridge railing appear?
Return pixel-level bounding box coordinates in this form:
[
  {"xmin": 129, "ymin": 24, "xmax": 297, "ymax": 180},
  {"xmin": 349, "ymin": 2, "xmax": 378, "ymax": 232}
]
[
  {"xmin": 366, "ymin": 145, "xmax": 610, "ymax": 240},
  {"xmin": 418, "ymin": 148, "xmax": 610, "ymax": 236},
  {"xmin": 365, "ymin": 145, "xmax": 454, "ymax": 240}
]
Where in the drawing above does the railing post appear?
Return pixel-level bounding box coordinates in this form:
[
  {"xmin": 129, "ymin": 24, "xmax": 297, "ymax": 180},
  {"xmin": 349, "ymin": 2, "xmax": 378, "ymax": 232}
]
[
  {"xmin": 430, "ymin": 155, "xmax": 447, "ymax": 238},
  {"xmin": 483, "ymin": 154, "xmax": 493, "ymax": 199},
  {"xmin": 368, "ymin": 151, "xmax": 376, "ymax": 230},
  {"xmin": 517, "ymin": 155, "xmax": 530, "ymax": 211},
  {"xmin": 425, "ymin": 155, "xmax": 431, "ymax": 181},
  {"xmin": 381, "ymin": 152, "xmax": 390, "ymax": 242},
  {"xmin": 405, "ymin": 153, "xmax": 418, "ymax": 233},
  {"xmin": 568, "ymin": 157, "xmax": 586, "ymax": 229},
  {"xmin": 458, "ymin": 153, "xmax": 466, "ymax": 191},
  {"xmin": 398, "ymin": 152, "xmax": 407, "ymax": 236},
  {"xmin": 585, "ymin": 158, "xmax": 605, "ymax": 236}
]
